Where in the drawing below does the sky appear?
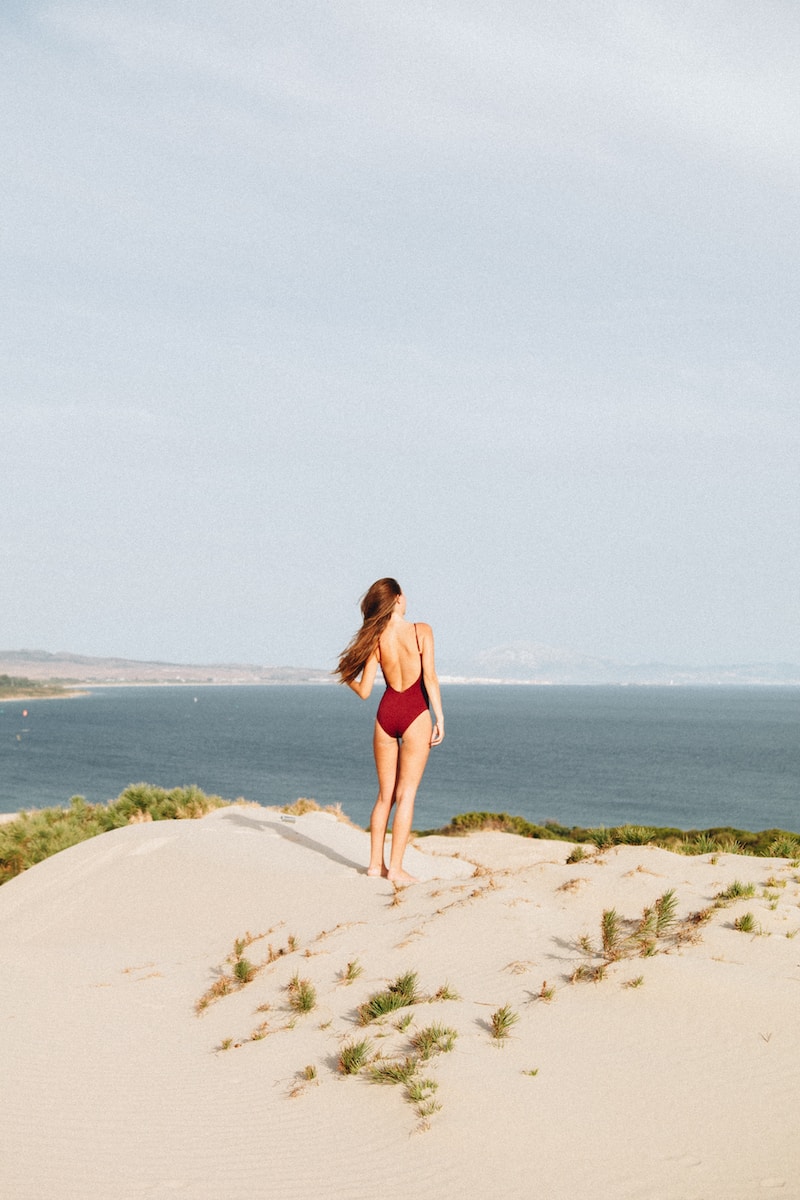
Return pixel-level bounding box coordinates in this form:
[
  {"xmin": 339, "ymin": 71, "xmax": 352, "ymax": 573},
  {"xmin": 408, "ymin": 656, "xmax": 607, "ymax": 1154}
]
[{"xmin": 2, "ymin": 1, "xmax": 799, "ymax": 672}]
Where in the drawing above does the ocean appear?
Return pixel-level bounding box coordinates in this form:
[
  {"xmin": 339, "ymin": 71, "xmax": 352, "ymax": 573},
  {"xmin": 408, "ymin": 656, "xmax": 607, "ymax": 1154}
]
[{"xmin": 1, "ymin": 685, "xmax": 799, "ymax": 833}]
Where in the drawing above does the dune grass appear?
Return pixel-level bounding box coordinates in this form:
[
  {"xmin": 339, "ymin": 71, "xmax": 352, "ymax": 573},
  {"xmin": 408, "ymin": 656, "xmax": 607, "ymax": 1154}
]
[
  {"xmin": 287, "ymin": 974, "xmax": 317, "ymax": 1014},
  {"xmin": 357, "ymin": 971, "xmax": 421, "ymax": 1025},
  {"xmin": 338, "ymin": 1038, "xmax": 373, "ymax": 1074},
  {"xmin": 0, "ymin": 784, "xmax": 233, "ymax": 885},
  {"xmin": 422, "ymin": 812, "xmax": 800, "ymax": 858},
  {"xmin": 7, "ymin": 792, "xmax": 798, "ymax": 890},
  {"xmin": 489, "ymin": 1004, "xmax": 520, "ymax": 1041}
]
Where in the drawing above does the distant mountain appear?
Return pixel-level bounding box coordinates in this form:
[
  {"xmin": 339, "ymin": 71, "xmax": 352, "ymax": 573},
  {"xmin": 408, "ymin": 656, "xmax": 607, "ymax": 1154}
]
[{"xmin": 441, "ymin": 642, "xmax": 800, "ymax": 685}]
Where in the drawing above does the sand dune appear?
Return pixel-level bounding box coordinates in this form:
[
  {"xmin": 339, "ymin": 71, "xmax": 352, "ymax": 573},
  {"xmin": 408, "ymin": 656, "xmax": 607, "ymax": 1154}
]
[{"xmin": 1, "ymin": 805, "xmax": 799, "ymax": 1199}]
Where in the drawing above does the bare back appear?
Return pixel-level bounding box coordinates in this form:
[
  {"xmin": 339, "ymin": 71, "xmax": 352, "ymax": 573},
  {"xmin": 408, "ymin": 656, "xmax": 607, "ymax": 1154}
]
[{"xmin": 377, "ymin": 621, "xmax": 424, "ymax": 691}]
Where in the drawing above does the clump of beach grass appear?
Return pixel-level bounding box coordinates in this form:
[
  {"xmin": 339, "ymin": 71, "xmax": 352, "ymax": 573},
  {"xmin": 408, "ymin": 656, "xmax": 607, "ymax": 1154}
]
[
  {"xmin": 715, "ymin": 881, "xmax": 756, "ymax": 904},
  {"xmin": 571, "ymin": 962, "xmax": 608, "ymax": 984},
  {"xmin": 601, "ymin": 908, "xmax": 623, "ymax": 960},
  {"xmin": 571, "ymin": 889, "xmax": 689, "ymax": 982},
  {"xmin": 407, "ymin": 1076, "xmax": 439, "ymax": 1105},
  {"xmin": 233, "ymin": 957, "xmax": 257, "ymax": 985},
  {"xmin": 616, "ymin": 826, "xmax": 657, "ymax": 846},
  {"xmin": 430, "ymin": 982, "xmax": 460, "ymax": 1003},
  {"xmin": 767, "ymin": 835, "xmax": 800, "ymax": 859},
  {"xmin": 338, "ymin": 1038, "xmax": 373, "ymax": 1074},
  {"xmin": 633, "ymin": 889, "xmax": 678, "ymax": 954},
  {"xmin": 588, "ymin": 826, "xmax": 615, "ymax": 849},
  {"xmin": 489, "ymin": 1004, "xmax": 519, "ymax": 1041},
  {"xmin": 411, "ymin": 1023, "xmax": 457, "ymax": 1059},
  {"xmin": 370, "ymin": 1056, "xmax": 419, "ymax": 1086},
  {"xmin": 339, "ymin": 959, "xmax": 364, "ymax": 985},
  {"xmin": 358, "ymin": 971, "xmax": 420, "ymax": 1025},
  {"xmin": 733, "ymin": 912, "xmax": 758, "ymax": 933},
  {"xmin": 685, "ymin": 833, "xmax": 719, "ymax": 855},
  {"xmin": 287, "ymin": 973, "xmax": 317, "ymax": 1014}
]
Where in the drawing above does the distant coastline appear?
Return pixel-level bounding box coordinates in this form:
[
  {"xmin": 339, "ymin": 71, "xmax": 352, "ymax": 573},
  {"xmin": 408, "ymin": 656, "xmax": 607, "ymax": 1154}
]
[{"xmin": 2, "ymin": 649, "xmax": 800, "ymax": 689}]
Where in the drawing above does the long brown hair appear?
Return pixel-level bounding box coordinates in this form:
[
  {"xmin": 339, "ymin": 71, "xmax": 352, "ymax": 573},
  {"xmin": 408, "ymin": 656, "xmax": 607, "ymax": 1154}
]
[{"xmin": 335, "ymin": 577, "xmax": 402, "ymax": 684}]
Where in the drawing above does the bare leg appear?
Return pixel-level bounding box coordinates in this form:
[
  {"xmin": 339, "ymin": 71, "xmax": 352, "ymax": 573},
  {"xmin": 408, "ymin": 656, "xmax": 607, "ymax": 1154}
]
[
  {"xmin": 368, "ymin": 723, "xmax": 399, "ymax": 876},
  {"xmin": 386, "ymin": 711, "xmax": 432, "ymax": 883}
]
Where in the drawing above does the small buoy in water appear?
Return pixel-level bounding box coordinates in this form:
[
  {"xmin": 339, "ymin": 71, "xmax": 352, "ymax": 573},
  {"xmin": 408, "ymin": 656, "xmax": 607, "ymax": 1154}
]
[{"xmin": 22, "ymin": 710, "xmax": 28, "ymax": 718}]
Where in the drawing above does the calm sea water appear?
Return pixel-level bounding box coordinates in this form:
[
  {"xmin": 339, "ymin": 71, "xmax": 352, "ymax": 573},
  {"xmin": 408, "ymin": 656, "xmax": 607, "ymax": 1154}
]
[{"xmin": 1, "ymin": 685, "xmax": 799, "ymax": 833}]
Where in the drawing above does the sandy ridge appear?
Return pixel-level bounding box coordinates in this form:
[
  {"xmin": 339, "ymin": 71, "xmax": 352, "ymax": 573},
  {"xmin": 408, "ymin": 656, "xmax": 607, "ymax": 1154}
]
[{"xmin": 1, "ymin": 806, "xmax": 799, "ymax": 1199}]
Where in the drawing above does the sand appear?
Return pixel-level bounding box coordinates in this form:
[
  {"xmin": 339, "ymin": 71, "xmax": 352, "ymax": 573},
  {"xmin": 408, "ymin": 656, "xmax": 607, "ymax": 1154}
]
[{"xmin": 1, "ymin": 805, "xmax": 798, "ymax": 1199}]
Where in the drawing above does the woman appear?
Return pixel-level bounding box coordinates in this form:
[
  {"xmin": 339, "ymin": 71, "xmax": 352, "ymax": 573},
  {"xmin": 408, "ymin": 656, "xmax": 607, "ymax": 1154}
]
[{"xmin": 336, "ymin": 578, "xmax": 444, "ymax": 883}]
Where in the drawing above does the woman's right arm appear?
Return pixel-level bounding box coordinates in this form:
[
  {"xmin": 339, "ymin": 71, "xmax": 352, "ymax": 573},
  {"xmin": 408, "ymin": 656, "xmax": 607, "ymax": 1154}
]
[
  {"xmin": 419, "ymin": 624, "xmax": 444, "ymax": 745},
  {"xmin": 346, "ymin": 651, "xmax": 379, "ymax": 700}
]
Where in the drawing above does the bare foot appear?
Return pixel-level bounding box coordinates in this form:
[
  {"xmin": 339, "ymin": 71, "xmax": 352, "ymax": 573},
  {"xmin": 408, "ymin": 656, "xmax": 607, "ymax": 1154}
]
[
  {"xmin": 387, "ymin": 869, "xmax": 418, "ymax": 884},
  {"xmin": 366, "ymin": 866, "xmax": 389, "ymax": 878}
]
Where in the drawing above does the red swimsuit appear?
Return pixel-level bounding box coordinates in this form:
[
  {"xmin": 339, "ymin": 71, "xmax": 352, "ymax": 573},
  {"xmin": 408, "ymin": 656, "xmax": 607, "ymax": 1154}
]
[{"xmin": 376, "ymin": 624, "xmax": 430, "ymax": 739}]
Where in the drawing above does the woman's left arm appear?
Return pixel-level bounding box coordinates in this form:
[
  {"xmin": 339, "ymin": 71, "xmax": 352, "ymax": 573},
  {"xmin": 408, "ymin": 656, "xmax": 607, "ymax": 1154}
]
[
  {"xmin": 346, "ymin": 651, "xmax": 379, "ymax": 700},
  {"xmin": 419, "ymin": 624, "xmax": 444, "ymax": 745}
]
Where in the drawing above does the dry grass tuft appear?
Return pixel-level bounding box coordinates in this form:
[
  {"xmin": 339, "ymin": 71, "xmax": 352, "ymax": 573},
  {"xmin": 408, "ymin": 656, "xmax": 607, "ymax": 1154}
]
[{"xmin": 195, "ymin": 925, "xmax": 297, "ymax": 1014}]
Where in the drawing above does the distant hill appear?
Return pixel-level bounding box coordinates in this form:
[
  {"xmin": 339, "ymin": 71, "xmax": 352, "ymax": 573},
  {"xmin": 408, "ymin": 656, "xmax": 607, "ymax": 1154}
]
[
  {"xmin": 3, "ymin": 646, "xmax": 799, "ymax": 688},
  {"xmin": 440, "ymin": 642, "xmax": 800, "ymax": 685},
  {"xmin": 0, "ymin": 651, "xmax": 331, "ymax": 686}
]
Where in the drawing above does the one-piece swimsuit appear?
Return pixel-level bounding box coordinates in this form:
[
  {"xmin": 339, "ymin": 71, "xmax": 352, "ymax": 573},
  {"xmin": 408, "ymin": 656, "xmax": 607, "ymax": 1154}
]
[{"xmin": 376, "ymin": 623, "xmax": 430, "ymax": 739}]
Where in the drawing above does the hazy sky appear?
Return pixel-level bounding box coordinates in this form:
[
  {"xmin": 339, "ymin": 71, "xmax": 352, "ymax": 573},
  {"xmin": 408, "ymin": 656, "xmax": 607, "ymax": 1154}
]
[{"xmin": 3, "ymin": 1, "xmax": 799, "ymax": 670}]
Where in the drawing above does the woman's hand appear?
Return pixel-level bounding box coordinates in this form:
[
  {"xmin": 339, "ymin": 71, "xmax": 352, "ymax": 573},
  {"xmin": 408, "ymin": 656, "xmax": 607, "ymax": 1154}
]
[{"xmin": 430, "ymin": 721, "xmax": 444, "ymax": 747}]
